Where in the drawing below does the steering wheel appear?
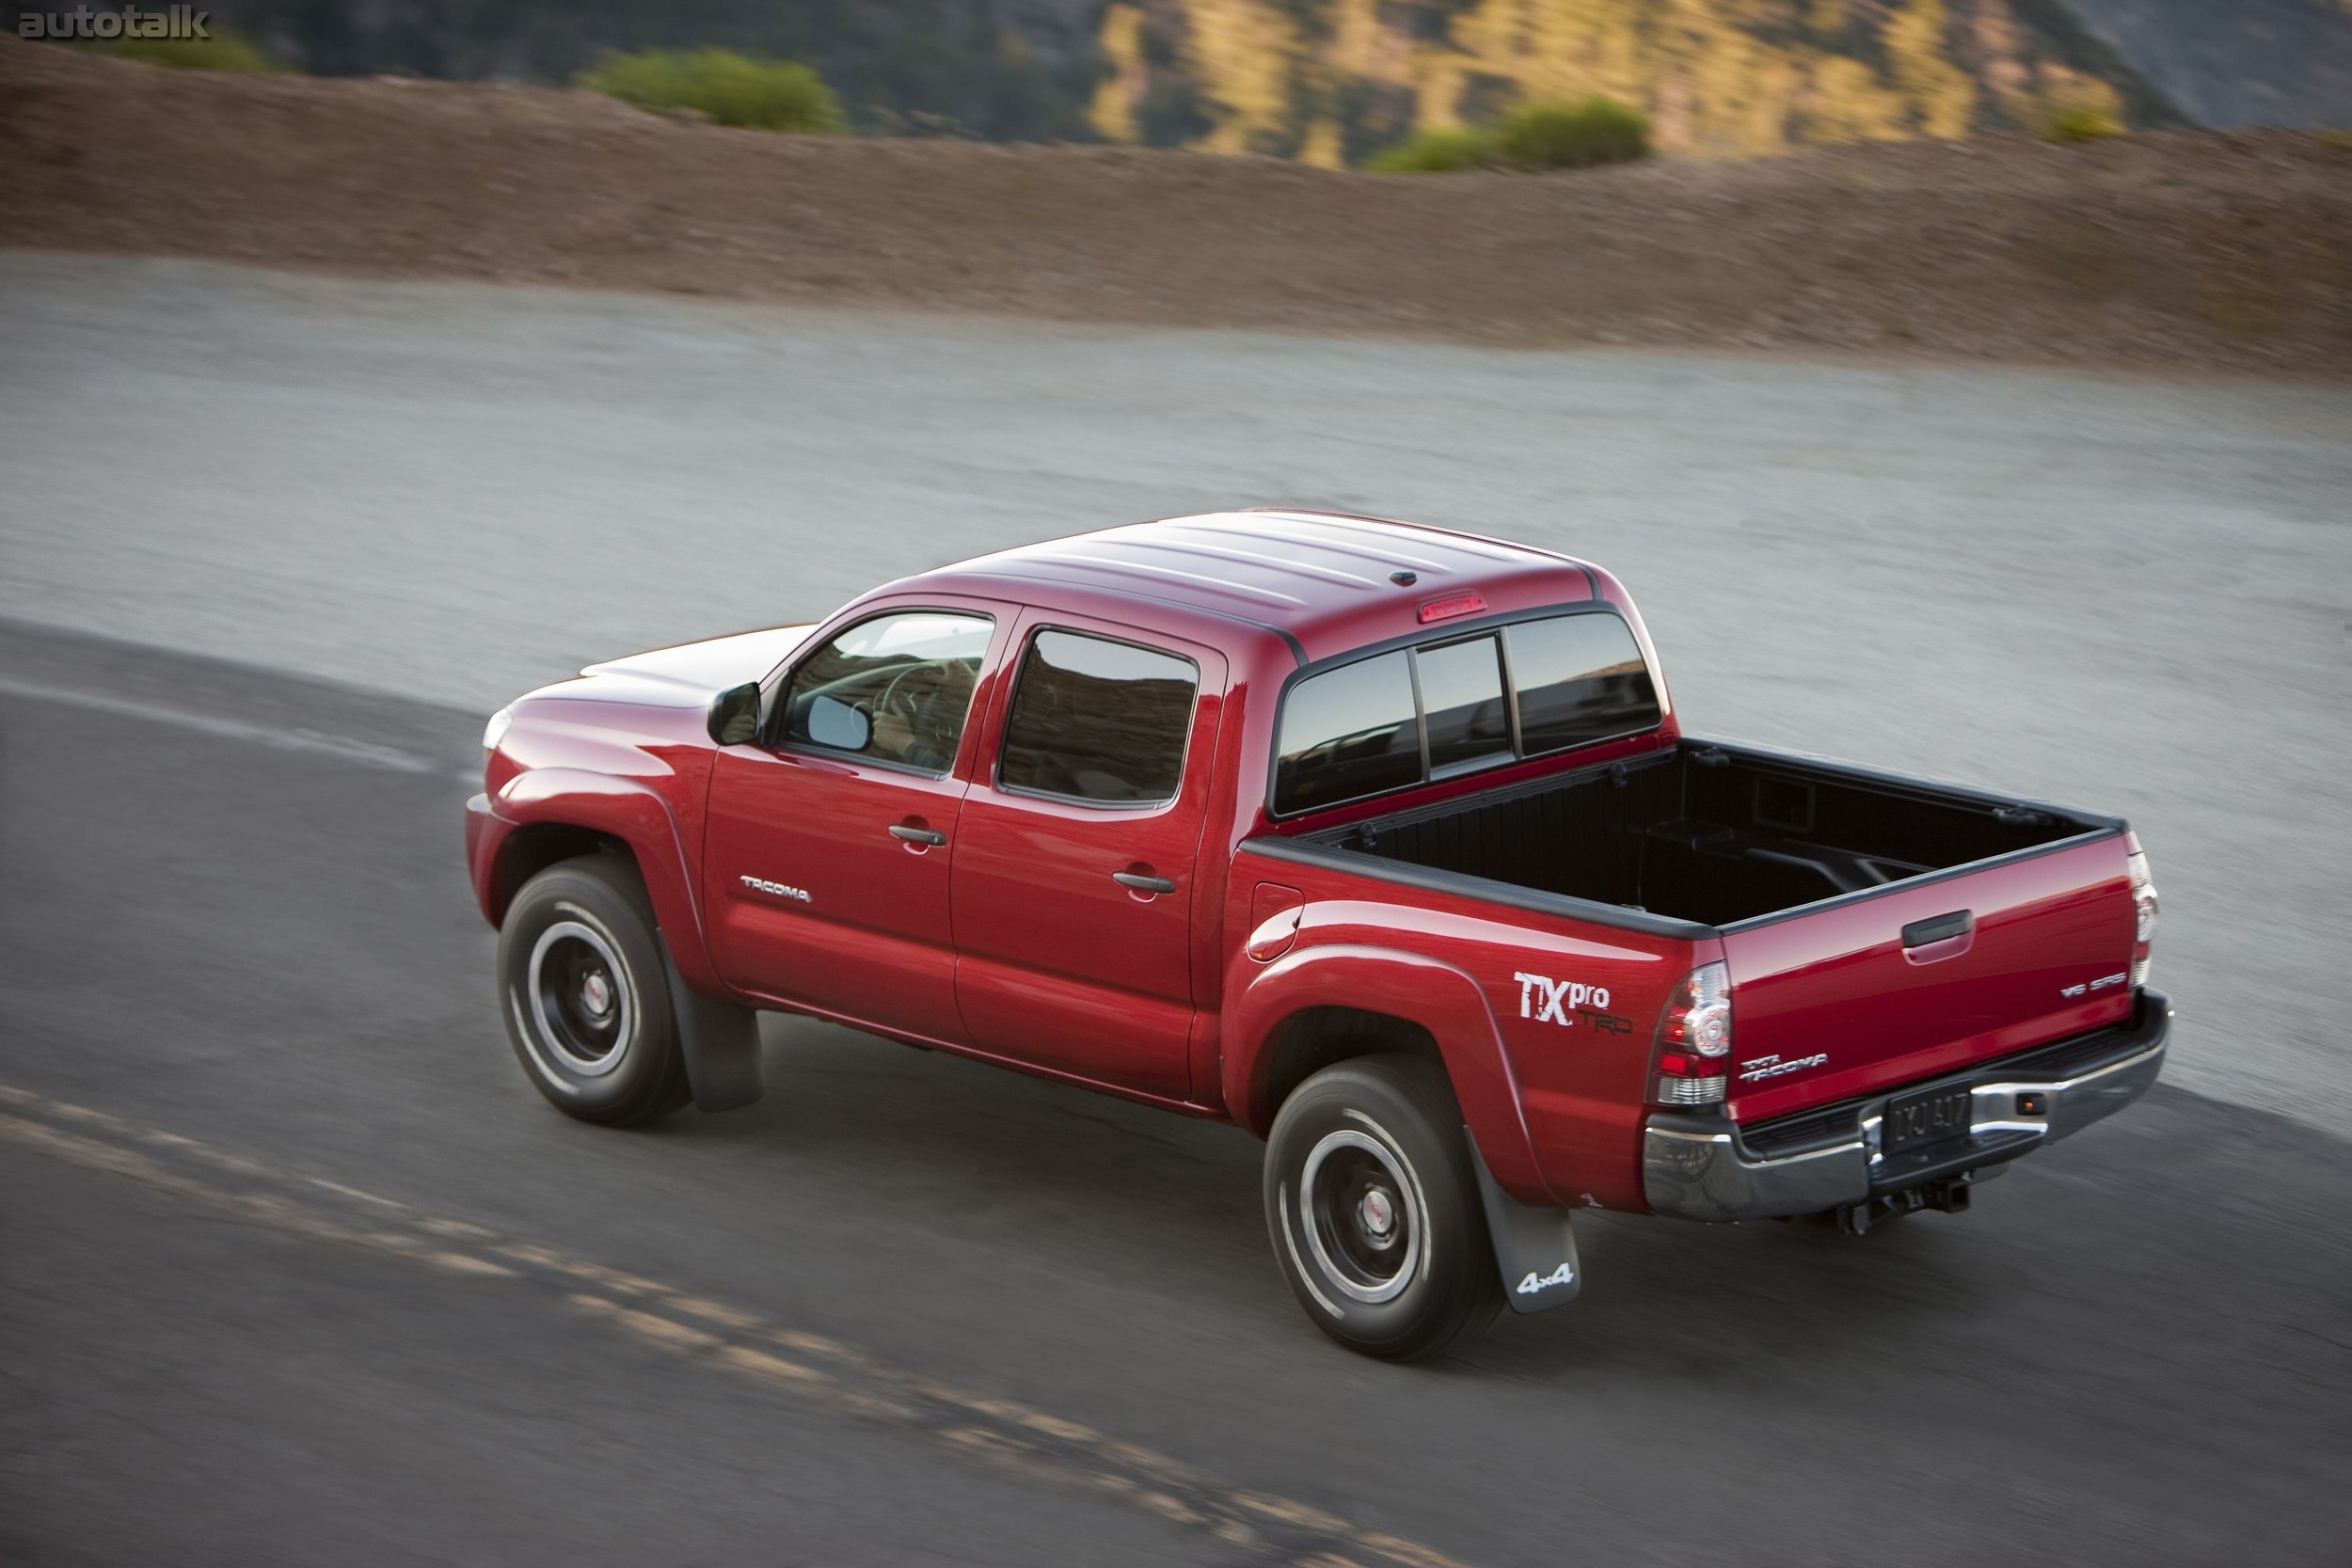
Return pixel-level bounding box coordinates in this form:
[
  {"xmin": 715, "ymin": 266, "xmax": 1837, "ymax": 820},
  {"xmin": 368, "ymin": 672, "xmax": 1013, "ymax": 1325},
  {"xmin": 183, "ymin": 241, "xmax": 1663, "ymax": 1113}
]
[{"xmin": 876, "ymin": 661, "xmax": 945, "ymax": 728}]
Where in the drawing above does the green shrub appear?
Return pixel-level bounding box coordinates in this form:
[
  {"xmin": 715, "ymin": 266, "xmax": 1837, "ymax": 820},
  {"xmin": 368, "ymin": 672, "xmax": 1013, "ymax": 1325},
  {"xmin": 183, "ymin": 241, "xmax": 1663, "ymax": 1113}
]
[
  {"xmin": 576, "ymin": 48, "xmax": 846, "ymax": 134},
  {"xmin": 1364, "ymin": 125, "xmax": 1497, "ymax": 173},
  {"xmin": 2039, "ymin": 103, "xmax": 2125, "ymax": 144},
  {"xmin": 85, "ymin": 24, "xmax": 282, "ymax": 72},
  {"xmin": 1491, "ymin": 97, "xmax": 1651, "ymax": 170},
  {"xmin": 1369, "ymin": 96, "xmax": 1650, "ymax": 174}
]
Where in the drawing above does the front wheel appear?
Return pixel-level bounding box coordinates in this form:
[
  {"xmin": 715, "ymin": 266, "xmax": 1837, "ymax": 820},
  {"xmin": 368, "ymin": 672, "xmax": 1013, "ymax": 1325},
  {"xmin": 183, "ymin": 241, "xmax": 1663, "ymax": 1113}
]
[
  {"xmin": 1263, "ymin": 1056, "xmax": 1502, "ymax": 1361},
  {"xmin": 498, "ymin": 856, "xmax": 691, "ymax": 1128}
]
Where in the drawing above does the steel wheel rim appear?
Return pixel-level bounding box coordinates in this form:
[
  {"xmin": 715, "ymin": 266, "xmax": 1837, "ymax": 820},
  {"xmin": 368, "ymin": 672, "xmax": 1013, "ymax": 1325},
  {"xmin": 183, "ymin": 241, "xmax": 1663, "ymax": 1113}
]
[
  {"xmin": 1298, "ymin": 1126, "xmax": 1422, "ymax": 1305},
  {"xmin": 525, "ymin": 916, "xmax": 633, "ymax": 1078}
]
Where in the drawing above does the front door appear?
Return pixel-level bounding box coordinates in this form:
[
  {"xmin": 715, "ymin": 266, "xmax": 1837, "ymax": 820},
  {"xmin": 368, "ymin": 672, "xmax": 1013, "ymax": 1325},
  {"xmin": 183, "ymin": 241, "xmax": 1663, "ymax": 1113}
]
[
  {"xmin": 705, "ymin": 607, "xmax": 1001, "ymax": 1044},
  {"xmin": 951, "ymin": 615, "xmax": 1226, "ymax": 1100}
]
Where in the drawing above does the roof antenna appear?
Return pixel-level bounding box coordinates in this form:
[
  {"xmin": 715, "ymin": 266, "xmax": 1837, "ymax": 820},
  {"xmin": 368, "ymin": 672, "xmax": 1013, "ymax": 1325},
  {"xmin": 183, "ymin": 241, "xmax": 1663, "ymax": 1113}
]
[{"xmin": 1389, "ymin": 569, "xmax": 1418, "ymax": 586}]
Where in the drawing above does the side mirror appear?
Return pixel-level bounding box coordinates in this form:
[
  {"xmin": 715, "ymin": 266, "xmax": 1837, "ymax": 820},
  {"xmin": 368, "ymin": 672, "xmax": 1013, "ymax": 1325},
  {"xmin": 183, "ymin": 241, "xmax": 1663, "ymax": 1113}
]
[
  {"xmin": 707, "ymin": 682, "xmax": 761, "ymax": 747},
  {"xmin": 806, "ymin": 693, "xmax": 870, "ymax": 752}
]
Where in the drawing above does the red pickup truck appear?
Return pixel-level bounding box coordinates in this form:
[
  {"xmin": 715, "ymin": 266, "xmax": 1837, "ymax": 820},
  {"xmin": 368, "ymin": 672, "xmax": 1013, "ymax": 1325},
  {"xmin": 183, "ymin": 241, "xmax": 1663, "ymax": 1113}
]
[{"xmin": 466, "ymin": 510, "xmax": 2169, "ymax": 1359}]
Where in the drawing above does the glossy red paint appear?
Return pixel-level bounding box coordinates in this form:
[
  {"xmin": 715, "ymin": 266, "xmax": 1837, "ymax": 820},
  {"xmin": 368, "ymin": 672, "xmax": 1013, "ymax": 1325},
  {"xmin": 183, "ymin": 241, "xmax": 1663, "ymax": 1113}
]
[
  {"xmin": 464, "ymin": 509, "xmax": 2152, "ymax": 1221},
  {"xmin": 472, "ymin": 692, "xmax": 734, "ymax": 996},
  {"xmin": 1246, "ymin": 882, "xmax": 1305, "ymax": 961},
  {"xmin": 924, "ymin": 509, "xmax": 1604, "ymax": 670},
  {"xmin": 702, "ymin": 595, "xmax": 1014, "ymax": 1043},
  {"xmin": 1216, "ymin": 855, "xmax": 1701, "ymax": 1210},
  {"xmin": 1720, "ymin": 837, "xmax": 2139, "ymax": 1123},
  {"xmin": 949, "ymin": 608, "xmax": 1232, "ymax": 1101}
]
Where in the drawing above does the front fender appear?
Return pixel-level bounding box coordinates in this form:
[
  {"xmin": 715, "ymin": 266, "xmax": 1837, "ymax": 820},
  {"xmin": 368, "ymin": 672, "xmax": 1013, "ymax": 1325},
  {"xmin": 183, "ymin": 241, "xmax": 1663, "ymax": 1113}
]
[
  {"xmin": 475, "ymin": 768, "xmax": 724, "ymax": 997},
  {"xmin": 1225, "ymin": 943, "xmax": 1561, "ymax": 1208}
]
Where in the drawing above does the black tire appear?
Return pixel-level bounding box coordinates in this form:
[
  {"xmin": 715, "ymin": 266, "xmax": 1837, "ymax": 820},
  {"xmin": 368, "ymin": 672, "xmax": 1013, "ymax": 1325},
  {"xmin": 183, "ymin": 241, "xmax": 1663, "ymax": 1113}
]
[
  {"xmin": 1263, "ymin": 1055, "xmax": 1502, "ymax": 1361},
  {"xmin": 497, "ymin": 855, "xmax": 692, "ymax": 1128}
]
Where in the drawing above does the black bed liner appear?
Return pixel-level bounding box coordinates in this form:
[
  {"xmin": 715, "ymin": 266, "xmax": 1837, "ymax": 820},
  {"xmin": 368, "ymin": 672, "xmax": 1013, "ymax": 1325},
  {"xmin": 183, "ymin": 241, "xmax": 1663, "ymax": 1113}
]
[{"xmin": 1261, "ymin": 736, "xmax": 2117, "ymax": 933}]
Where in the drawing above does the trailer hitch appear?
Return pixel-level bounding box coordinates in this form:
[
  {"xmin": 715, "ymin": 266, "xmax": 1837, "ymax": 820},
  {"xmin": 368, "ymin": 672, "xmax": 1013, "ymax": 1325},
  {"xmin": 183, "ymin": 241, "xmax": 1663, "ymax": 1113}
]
[{"xmin": 1834, "ymin": 1174, "xmax": 1982, "ymax": 1236}]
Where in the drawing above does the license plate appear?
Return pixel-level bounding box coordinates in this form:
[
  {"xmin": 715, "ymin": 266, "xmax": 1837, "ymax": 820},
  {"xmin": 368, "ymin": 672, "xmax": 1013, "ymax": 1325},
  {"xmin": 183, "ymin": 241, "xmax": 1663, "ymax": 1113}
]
[{"xmin": 1882, "ymin": 1084, "xmax": 1974, "ymax": 1154}]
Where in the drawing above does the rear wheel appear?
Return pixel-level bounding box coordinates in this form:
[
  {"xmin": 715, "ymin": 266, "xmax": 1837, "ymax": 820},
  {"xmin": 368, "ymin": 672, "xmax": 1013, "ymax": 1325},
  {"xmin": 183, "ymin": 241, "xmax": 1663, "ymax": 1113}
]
[
  {"xmin": 498, "ymin": 856, "xmax": 691, "ymax": 1127},
  {"xmin": 1263, "ymin": 1055, "xmax": 1502, "ymax": 1361}
]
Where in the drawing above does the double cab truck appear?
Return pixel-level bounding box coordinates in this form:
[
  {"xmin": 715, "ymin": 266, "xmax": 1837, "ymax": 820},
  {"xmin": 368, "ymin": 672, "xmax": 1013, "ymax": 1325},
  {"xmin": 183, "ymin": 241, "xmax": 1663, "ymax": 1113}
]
[{"xmin": 466, "ymin": 510, "xmax": 2169, "ymax": 1359}]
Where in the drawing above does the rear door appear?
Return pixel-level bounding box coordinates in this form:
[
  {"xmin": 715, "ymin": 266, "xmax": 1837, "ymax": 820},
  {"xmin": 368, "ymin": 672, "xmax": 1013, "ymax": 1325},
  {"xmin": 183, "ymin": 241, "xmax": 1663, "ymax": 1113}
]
[
  {"xmin": 704, "ymin": 605, "xmax": 1007, "ymax": 1044},
  {"xmin": 951, "ymin": 613, "xmax": 1227, "ymax": 1101},
  {"xmin": 1718, "ymin": 834, "xmax": 2139, "ymax": 1122}
]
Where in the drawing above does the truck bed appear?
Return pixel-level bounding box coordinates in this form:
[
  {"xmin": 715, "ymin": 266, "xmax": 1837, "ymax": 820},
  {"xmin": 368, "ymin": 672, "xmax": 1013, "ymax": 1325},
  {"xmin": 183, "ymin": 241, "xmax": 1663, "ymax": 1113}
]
[
  {"xmin": 1292, "ymin": 736, "xmax": 2113, "ymax": 931},
  {"xmin": 1277, "ymin": 737, "xmax": 2139, "ymax": 1121}
]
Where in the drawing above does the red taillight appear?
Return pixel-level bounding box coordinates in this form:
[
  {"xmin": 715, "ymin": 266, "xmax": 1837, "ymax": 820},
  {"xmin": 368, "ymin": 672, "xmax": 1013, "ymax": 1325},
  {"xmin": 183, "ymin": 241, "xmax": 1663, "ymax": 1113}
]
[
  {"xmin": 1417, "ymin": 593, "xmax": 1488, "ymax": 625},
  {"xmin": 2125, "ymin": 832, "xmax": 2159, "ymax": 987},
  {"xmin": 1651, "ymin": 961, "xmax": 1732, "ymax": 1108}
]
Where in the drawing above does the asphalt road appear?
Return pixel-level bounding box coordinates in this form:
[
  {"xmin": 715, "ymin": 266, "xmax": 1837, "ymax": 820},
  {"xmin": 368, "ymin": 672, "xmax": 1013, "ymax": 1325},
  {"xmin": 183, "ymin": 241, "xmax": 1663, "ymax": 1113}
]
[
  {"xmin": 3, "ymin": 619, "xmax": 2349, "ymax": 1567},
  {"xmin": 4, "ymin": 254, "xmax": 2352, "ymax": 1564},
  {"xmin": 2, "ymin": 255, "xmax": 2347, "ymax": 1135}
]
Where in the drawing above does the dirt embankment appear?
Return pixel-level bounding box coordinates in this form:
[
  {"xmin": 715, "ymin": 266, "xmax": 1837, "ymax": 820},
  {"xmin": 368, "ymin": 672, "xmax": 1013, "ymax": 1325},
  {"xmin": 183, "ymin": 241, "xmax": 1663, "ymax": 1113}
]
[{"xmin": 2, "ymin": 40, "xmax": 2345, "ymax": 373}]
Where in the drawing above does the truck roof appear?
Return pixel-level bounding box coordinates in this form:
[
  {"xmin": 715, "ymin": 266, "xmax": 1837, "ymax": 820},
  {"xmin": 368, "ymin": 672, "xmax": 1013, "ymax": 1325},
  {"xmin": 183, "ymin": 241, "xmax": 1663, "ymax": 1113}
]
[{"xmin": 917, "ymin": 510, "xmax": 1601, "ymax": 665}]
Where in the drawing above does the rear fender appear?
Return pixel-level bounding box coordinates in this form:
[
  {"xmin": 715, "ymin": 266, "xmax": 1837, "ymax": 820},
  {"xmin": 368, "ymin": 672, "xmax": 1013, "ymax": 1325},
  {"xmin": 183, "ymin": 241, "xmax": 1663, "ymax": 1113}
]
[
  {"xmin": 483, "ymin": 768, "xmax": 725, "ymax": 997},
  {"xmin": 1227, "ymin": 944, "xmax": 1560, "ymax": 1207}
]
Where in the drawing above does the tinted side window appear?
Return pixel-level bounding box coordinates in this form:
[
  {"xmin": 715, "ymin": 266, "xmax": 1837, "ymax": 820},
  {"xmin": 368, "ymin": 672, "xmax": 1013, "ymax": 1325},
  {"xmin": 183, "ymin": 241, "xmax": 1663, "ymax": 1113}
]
[
  {"xmin": 1415, "ymin": 635, "xmax": 1510, "ymax": 776},
  {"xmin": 1275, "ymin": 651, "xmax": 1420, "ymax": 815},
  {"xmin": 998, "ymin": 630, "xmax": 1200, "ymax": 804},
  {"xmin": 781, "ymin": 611, "xmax": 993, "ymax": 771},
  {"xmin": 1507, "ymin": 614, "xmax": 1661, "ymax": 754}
]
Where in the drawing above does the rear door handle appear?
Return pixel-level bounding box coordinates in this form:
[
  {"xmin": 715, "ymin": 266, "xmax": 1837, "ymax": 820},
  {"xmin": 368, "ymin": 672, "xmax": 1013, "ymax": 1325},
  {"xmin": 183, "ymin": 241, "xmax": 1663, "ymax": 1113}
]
[
  {"xmin": 1112, "ymin": 872, "xmax": 1176, "ymax": 895},
  {"xmin": 889, "ymin": 825, "xmax": 947, "ymax": 847}
]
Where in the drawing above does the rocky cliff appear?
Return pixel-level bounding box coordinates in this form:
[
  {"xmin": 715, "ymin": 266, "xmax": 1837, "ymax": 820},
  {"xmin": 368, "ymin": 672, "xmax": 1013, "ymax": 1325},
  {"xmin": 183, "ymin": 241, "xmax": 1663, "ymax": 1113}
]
[{"xmin": 196, "ymin": 1, "xmax": 2187, "ymax": 156}]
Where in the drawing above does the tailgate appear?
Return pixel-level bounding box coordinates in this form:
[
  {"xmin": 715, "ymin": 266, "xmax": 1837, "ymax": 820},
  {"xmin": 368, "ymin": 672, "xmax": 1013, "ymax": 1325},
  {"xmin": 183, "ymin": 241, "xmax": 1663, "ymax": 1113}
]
[{"xmin": 1720, "ymin": 833, "xmax": 2138, "ymax": 1122}]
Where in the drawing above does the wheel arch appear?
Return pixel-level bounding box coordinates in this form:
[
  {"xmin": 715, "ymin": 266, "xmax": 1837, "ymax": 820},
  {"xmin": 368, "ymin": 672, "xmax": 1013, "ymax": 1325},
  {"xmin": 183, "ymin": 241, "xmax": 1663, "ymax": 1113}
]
[
  {"xmin": 493, "ymin": 822, "xmax": 640, "ymax": 922},
  {"xmin": 470, "ymin": 768, "xmax": 723, "ymax": 996},
  {"xmin": 1226, "ymin": 944, "xmax": 1559, "ymax": 1206},
  {"xmin": 1256, "ymin": 1007, "xmax": 1446, "ymax": 1126}
]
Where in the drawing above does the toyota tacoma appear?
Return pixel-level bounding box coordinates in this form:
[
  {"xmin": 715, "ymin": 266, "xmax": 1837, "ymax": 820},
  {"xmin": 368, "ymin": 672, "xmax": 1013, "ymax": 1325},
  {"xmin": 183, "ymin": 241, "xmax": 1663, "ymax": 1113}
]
[{"xmin": 466, "ymin": 510, "xmax": 2169, "ymax": 1359}]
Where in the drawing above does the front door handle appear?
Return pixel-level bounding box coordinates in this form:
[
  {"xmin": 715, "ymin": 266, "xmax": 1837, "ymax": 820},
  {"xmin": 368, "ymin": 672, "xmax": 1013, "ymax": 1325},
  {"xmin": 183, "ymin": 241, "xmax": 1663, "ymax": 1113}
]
[
  {"xmin": 1112, "ymin": 871, "xmax": 1176, "ymax": 895},
  {"xmin": 890, "ymin": 824, "xmax": 947, "ymax": 847}
]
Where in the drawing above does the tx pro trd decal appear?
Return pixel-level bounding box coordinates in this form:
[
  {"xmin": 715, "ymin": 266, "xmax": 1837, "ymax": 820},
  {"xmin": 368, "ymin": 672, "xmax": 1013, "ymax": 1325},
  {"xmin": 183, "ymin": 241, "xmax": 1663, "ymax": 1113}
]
[{"xmin": 1512, "ymin": 972, "xmax": 1633, "ymax": 1035}]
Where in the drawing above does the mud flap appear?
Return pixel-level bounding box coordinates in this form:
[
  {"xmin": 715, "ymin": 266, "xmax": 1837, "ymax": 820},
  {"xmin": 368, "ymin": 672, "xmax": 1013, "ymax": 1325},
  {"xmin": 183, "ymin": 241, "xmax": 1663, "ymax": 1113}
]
[
  {"xmin": 1466, "ymin": 1133, "xmax": 1581, "ymax": 1313},
  {"xmin": 661, "ymin": 942, "xmax": 764, "ymax": 1113}
]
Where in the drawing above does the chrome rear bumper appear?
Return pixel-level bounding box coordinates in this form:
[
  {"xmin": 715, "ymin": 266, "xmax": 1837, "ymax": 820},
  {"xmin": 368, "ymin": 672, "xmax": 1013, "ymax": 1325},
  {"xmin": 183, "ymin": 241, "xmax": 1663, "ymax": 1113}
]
[{"xmin": 1642, "ymin": 990, "xmax": 2171, "ymax": 1224}]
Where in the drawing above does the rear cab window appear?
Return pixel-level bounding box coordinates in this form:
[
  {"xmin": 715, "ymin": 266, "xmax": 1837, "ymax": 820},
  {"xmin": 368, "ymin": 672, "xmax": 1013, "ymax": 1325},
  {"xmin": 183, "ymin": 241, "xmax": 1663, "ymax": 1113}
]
[
  {"xmin": 1271, "ymin": 651, "xmax": 1420, "ymax": 813},
  {"xmin": 1273, "ymin": 610, "xmax": 1661, "ymax": 816},
  {"xmin": 1507, "ymin": 614, "xmax": 1661, "ymax": 755},
  {"xmin": 1415, "ymin": 634, "xmax": 1512, "ymax": 777}
]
